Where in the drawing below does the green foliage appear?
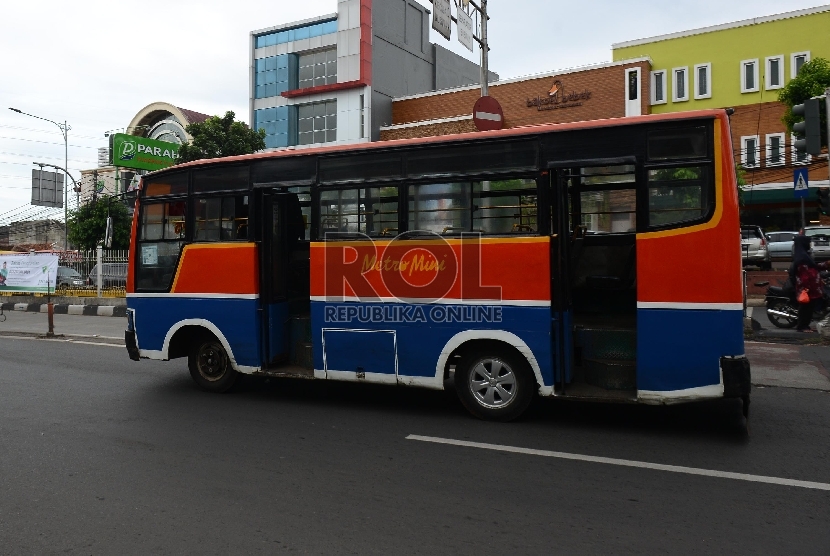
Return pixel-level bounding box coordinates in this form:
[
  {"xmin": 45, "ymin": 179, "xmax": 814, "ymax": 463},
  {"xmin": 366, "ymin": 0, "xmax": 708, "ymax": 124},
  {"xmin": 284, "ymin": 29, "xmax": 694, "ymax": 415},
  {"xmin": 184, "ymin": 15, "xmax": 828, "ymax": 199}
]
[
  {"xmin": 779, "ymin": 58, "xmax": 830, "ymax": 146},
  {"xmin": 177, "ymin": 111, "xmax": 266, "ymax": 163},
  {"xmin": 67, "ymin": 197, "xmax": 131, "ymax": 250}
]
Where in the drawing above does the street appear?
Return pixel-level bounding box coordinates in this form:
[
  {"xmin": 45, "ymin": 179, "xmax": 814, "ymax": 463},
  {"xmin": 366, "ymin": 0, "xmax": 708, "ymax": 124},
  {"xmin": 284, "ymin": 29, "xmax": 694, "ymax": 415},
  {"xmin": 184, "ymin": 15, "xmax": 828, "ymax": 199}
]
[{"xmin": 1, "ymin": 328, "xmax": 829, "ymax": 553}]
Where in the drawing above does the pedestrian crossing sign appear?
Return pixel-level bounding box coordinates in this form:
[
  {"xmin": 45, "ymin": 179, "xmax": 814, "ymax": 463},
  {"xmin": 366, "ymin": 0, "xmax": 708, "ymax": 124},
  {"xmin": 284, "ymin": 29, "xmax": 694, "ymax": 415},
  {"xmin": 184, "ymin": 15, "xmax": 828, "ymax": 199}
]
[{"xmin": 794, "ymin": 168, "xmax": 809, "ymax": 199}]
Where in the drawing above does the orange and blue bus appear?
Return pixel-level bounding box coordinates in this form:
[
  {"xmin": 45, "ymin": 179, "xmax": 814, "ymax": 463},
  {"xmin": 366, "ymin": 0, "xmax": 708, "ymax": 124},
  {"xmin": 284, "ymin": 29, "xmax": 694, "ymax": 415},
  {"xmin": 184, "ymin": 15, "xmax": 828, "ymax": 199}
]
[{"xmin": 125, "ymin": 109, "xmax": 750, "ymax": 421}]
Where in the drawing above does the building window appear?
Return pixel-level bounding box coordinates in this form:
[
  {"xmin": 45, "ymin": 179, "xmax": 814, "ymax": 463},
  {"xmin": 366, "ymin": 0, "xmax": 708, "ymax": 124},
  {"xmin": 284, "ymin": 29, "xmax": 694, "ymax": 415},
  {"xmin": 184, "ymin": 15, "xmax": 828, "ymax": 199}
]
[
  {"xmin": 694, "ymin": 63, "xmax": 711, "ymax": 99},
  {"xmin": 672, "ymin": 67, "xmax": 688, "ymax": 102},
  {"xmin": 254, "ymin": 55, "xmax": 292, "ymax": 99},
  {"xmin": 765, "ymin": 133, "xmax": 785, "ymax": 167},
  {"xmin": 741, "ymin": 59, "xmax": 759, "ymax": 93},
  {"xmin": 791, "ymin": 133, "xmax": 811, "ymax": 165},
  {"xmin": 255, "ymin": 19, "xmax": 337, "ymax": 48},
  {"xmin": 792, "ymin": 51, "xmax": 811, "ymax": 78},
  {"xmin": 254, "ymin": 106, "xmax": 294, "ymax": 149},
  {"xmin": 298, "ymin": 48, "xmax": 337, "ymax": 90},
  {"xmin": 359, "ymin": 94, "xmax": 365, "ymax": 139},
  {"xmin": 741, "ymin": 135, "xmax": 760, "ymax": 168},
  {"xmin": 651, "ymin": 70, "xmax": 666, "ymax": 105},
  {"xmin": 298, "ymin": 100, "xmax": 337, "ymax": 145},
  {"xmin": 765, "ymin": 55, "xmax": 784, "ymax": 90}
]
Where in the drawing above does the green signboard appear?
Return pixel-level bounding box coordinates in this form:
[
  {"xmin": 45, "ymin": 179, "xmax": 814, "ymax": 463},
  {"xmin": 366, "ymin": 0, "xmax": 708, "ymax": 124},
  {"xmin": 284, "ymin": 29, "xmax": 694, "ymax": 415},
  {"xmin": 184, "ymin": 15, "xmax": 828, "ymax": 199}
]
[{"xmin": 109, "ymin": 133, "xmax": 180, "ymax": 171}]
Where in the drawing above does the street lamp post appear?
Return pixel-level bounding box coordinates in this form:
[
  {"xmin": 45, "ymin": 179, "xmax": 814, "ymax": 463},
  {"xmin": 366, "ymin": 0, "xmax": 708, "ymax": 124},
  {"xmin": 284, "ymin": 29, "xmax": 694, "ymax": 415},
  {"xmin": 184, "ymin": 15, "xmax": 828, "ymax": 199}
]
[{"xmin": 8, "ymin": 108, "xmax": 71, "ymax": 250}]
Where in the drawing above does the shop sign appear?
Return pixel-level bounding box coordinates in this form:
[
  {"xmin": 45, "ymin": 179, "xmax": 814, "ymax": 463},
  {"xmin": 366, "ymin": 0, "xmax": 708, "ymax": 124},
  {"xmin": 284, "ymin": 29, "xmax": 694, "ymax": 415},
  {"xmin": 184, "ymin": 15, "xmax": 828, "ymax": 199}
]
[
  {"xmin": 527, "ymin": 80, "xmax": 592, "ymax": 111},
  {"xmin": 109, "ymin": 133, "xmax": 180, "ymax": 172}
]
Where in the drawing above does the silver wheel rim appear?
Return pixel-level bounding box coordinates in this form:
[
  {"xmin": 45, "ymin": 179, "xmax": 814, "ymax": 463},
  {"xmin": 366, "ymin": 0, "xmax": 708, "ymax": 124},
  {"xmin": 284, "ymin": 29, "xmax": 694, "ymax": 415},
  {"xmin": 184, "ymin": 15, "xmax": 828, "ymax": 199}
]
[
  {"xmin": 197, "ymin": 342, "xmax": 228, "ymax": 382},
  {"xmin": 468, "ymin": 357, "xmax": 517, "ymax": 409}
]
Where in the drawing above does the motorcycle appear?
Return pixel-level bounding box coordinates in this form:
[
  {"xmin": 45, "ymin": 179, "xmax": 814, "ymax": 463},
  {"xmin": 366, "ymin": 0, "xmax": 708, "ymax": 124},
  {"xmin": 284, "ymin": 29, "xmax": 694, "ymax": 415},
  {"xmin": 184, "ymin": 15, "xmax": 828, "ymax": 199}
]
[{"xmin": 756, "ymin": 273, "xmax": 830, "ymax": 328}]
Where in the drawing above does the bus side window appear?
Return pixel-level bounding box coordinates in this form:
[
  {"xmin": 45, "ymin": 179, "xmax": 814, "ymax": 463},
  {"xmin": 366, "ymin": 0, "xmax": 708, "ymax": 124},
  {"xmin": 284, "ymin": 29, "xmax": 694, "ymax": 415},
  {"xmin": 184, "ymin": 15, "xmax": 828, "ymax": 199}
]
[
  {"xmin": 473, "ymin": 179, "xmax": 537, "ymax": 234},
  {"xmin": 647, "ymin": 166, "xmax": 711, "ymax": 228},
  {"xmin": 194, "ymin": 195, "xmax": 249, "ymax": 241},
  {"xmin": 319, "ymin": 187, "xmax": 398, "ymax": 238}
]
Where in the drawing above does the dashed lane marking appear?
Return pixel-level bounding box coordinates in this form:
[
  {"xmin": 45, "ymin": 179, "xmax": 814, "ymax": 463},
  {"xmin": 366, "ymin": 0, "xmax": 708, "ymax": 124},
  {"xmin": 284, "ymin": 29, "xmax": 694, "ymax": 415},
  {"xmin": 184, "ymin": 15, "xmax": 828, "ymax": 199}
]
[{"xmin": 406, "ymin": 435, "xmax": 830, "ymax": 491}]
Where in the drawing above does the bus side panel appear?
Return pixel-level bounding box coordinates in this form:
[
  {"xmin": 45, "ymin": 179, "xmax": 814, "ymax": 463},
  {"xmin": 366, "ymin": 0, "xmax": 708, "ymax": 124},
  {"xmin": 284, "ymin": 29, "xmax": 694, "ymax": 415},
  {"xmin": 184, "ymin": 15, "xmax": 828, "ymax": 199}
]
[
  {"xmin": 310, "ymin": 238, "xmax": 554, "ymax": 388},
  {"xmin": 128, "ymin": 243, "xmax": 262, "ymax": 369},
  {"xmin": 635, "ymin": 115, "xmax": 744, "ymax": 396},
  {"xmin": 636, "ymin": 309, "xmax": 743, "ymax": 392},
  {"xmin": 310, "ymin": 302, "xmax": 553, "ymax": 386},
  {"xmin": 130, "ymin": 297, "xmax": 261, "ymax": 368}
]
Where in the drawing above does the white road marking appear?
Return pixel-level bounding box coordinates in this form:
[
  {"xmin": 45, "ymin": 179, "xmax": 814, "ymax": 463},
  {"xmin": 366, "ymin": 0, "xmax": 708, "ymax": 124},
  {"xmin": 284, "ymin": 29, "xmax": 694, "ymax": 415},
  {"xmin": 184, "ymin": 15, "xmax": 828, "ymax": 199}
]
[
  {"xmin": 406, "ymin": 435, "xmax": 830, "ymax": 491},
  {"xmin": 0, "ymin": 335, "xmax": 123, "ymax": 348}
]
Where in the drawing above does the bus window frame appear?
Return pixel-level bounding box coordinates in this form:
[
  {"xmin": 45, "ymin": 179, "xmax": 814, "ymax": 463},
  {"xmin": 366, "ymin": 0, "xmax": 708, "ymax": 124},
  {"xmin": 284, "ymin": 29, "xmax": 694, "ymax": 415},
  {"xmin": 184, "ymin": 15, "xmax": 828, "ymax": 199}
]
[{"xmin": 642, "ymin": 159, "xmax": 715, "ymax": 231}]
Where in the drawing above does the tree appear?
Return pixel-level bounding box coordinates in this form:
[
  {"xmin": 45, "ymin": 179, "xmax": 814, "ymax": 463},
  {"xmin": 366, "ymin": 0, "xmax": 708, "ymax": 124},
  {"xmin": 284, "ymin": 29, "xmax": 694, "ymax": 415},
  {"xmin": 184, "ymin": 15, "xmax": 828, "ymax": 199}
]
[
  {"xmin": 177, "ymin": 111, "xmax": 266, "ymax": 163},
  {"xmin": 778, "ymin": 57, "xmax": 830, "ymax": 147},
  {"xmin": 67, "ymin": 197, "xmax": 131, "ymax": 250}
]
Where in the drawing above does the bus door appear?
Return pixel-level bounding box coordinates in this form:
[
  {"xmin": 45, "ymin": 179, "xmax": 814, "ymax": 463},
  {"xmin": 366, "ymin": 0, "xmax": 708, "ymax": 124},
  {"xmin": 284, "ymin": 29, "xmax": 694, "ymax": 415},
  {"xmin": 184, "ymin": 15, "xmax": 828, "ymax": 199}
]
[
  {"xmin": 259, "ymin": 191, "xmax": 305, "ymax": 367},
  {"xmin": 549, "ymin": 167, "xmax": 573, "ymax": 392},
  {"xmin": 549, "ymin": 158, "xmax": 638, "ymax": 398}
]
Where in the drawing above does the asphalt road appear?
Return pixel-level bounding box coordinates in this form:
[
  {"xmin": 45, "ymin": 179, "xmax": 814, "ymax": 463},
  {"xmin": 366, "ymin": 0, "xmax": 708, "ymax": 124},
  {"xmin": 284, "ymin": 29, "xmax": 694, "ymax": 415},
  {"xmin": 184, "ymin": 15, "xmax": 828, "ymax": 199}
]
[{"xmin": 1, "ymin": 336, "xmax": 829, "ymax": 554}]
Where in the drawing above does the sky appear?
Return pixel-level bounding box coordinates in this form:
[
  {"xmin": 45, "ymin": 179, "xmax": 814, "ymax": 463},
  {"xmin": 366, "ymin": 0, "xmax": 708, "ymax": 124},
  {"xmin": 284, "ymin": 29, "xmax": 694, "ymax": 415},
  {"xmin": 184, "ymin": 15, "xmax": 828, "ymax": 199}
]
[{"xmin": 0, "ymin": 0, "xmax": 824, "ymax": 221}]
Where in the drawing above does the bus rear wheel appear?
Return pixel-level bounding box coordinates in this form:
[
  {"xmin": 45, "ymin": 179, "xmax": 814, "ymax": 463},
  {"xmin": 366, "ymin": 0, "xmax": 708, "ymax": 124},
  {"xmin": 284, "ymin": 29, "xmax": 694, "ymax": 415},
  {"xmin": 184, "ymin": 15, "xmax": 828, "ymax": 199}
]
[
  {"xmin": 188, "ymin": 335, "xmax": 238, "ymax": 393},
  {"xmin": 454, "ymin": 348, "xmax": 534, "ymax": 421}
]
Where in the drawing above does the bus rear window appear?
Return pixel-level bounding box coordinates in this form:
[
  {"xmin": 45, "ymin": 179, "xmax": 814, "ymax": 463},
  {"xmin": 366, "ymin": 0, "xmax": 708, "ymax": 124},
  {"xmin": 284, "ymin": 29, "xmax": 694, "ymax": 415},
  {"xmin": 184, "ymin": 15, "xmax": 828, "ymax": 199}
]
[
  {"xmin": 144, "ymin": 172, "xmax": 188, "ymax": 196},
  {"xmin": 647, "ymin": 127, "xmax": 707, "ymax": 160}
]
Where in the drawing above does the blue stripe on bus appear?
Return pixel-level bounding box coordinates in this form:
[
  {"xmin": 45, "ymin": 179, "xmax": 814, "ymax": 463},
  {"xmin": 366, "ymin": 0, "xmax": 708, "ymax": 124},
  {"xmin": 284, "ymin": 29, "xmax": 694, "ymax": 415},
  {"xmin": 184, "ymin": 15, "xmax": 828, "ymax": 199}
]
[
  {"xmin": 311, "ymin": 301, "xmax": 554, "ymax": 385},
  {"xmin": 637, "ymin": 308, "xmax": 744, "ymax": 392},
  {"xmin": 128, "ymin": 297, "xmax": 261, "ymax": 367}
]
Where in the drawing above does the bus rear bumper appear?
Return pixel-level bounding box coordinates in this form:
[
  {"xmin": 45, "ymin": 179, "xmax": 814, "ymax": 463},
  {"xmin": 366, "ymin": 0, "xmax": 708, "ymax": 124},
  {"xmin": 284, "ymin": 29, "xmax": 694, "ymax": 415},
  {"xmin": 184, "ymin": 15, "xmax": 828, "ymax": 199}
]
[
  {"xmin": 721, "ymin": 356, "xmax": 751, "ymax": 398},
  {"xmin": 126, "ymin": 330, "xmax": 140, "ymax": 361}
]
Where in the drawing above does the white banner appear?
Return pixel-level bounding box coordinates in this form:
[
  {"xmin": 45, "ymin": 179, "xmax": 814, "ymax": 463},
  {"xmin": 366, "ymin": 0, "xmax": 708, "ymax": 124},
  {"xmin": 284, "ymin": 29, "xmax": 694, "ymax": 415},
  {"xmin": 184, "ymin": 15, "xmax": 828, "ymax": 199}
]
[
  {"xmin": 0, "ymin": 254, "xmax": 59, "ymax": 293},
  {"xmin": 432, "ymin": 0, "xmax": 452, "ymax": 40},
  {"xmin": 457, "ymin": 8, "xmax": 473, "ymax": 52}
]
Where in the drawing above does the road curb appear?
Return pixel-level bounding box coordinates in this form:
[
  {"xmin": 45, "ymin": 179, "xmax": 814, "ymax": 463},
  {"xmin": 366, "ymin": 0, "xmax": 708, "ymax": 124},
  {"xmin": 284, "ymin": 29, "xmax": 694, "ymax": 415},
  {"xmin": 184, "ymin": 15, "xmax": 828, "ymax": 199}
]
[{"xmin": 1, "ymin": 303, "xmax": 126, "ymax": 318}]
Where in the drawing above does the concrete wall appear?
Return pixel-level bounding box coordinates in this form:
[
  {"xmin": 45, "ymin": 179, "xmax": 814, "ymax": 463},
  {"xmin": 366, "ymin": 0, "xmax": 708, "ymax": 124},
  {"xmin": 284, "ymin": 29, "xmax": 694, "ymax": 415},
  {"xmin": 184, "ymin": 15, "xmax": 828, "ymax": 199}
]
[
  {"xmin": 369, "ymin": 0, "xmax": 497, "ymax": 140},
  {"xmin": 434, "ymin": 44, "xmax": 498, "ymax": 91}
]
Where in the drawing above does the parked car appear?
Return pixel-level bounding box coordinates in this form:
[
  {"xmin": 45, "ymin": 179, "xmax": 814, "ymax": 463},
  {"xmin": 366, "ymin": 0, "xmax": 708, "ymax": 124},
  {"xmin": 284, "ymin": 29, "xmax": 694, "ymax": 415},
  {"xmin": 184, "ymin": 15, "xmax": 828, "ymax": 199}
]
[
  {"xmin": 88, "ymin": 263, "xmax": 128, "ymax": 288},
  {"xmin": 803, "ymin": 226, "xmax": 830, "ymax": 261},
  {"xmin": 56, "ymin": 266, "xmax": 85, "ymax": 289},
  {"xmin": 741, "ymin": 225, "xmax": 771, "ymax": 270},
  {"xmin": 766, "ymin": 231, "xmax": 798, "ymax": 261}
]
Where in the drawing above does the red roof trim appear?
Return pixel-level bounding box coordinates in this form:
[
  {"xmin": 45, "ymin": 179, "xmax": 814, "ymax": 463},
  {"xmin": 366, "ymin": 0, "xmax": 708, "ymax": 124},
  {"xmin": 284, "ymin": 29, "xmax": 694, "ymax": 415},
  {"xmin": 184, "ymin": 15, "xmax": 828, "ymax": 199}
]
[
  {"xmin": 168, "ymin": 110, "xmax": 729, "ymax": 172},
  {"xmin": 281, "ymin": 80, "xmax": 366, "ymax": 98}
]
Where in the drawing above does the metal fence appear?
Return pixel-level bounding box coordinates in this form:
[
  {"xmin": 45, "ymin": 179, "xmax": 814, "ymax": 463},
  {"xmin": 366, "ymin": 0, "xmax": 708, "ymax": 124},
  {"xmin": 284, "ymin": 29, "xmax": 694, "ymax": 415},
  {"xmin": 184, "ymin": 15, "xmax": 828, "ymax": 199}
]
[{"xmin": 58, "ymin": 249, "xmax": 128, "ymax": 297}]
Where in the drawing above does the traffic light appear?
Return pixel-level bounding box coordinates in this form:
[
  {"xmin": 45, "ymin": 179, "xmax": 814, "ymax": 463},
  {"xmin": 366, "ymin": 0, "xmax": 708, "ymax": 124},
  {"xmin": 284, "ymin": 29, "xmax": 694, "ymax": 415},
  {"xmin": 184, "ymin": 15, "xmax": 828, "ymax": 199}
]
[
  {"xmin": 793, "ymin": 98, "xmax": 822, "ymax": 156},
  {"xmin": 818, "ymin": 188, "xmax": 830, "ymax": 216}
]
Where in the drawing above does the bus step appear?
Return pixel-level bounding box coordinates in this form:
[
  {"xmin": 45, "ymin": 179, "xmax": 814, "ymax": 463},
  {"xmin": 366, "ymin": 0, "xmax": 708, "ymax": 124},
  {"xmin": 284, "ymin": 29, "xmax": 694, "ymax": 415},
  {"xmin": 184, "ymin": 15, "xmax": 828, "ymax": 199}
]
[
  {"xmin": 289, "ymin": 314, "xmax": 312, "ymax": 344},
  {"xmin": 583, "ymin": 358, "xmax": 636, "ymax": 390},
  {"xmin": 257, "ymin": 365, "xmax": 314, "ymax": 379},
  {"xmin": 574, "ymin": 327, "xmax": 636, "ymax": 361},
  {"xmin": 290, "ymin": 341, "xmax": 314, "ymax": 370}
]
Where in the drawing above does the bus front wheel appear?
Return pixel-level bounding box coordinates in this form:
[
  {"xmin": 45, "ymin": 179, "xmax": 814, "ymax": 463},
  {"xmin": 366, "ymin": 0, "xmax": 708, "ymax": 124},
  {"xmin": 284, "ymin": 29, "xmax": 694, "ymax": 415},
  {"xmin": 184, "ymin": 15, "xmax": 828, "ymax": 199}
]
[
  {"xmin": 188, "ymin": 335, "xmax": 238, "ymax": 393},
  {"xmin": 454, "ymin": 347, "xmax": 534, "ymax": 421}
]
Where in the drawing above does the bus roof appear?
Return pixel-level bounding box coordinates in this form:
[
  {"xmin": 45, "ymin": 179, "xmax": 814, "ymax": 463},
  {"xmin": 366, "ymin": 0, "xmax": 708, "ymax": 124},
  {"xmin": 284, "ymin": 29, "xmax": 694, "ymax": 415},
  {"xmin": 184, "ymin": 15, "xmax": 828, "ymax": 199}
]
[{"xmin": 153, "ymin": 109, "xmax": 728, "ymax": 177}]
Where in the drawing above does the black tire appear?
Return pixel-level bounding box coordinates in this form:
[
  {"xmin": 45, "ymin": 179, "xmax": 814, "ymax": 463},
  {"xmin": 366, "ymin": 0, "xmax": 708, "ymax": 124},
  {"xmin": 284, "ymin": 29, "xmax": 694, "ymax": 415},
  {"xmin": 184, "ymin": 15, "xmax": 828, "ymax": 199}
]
[
  {"xmin": 767, "ymin": 301, "xmax": 798, "ymax": 329},
  {"xmin": 760, "ymin": 262, "xmax": 772, "ymax": 271},
  {"xmin": 454, "ymin": 347, "xmax": 535, "ymax": 422},
  {"xmin": 188, "ymin": 334, "xmax": 238, "ymax": 393}
]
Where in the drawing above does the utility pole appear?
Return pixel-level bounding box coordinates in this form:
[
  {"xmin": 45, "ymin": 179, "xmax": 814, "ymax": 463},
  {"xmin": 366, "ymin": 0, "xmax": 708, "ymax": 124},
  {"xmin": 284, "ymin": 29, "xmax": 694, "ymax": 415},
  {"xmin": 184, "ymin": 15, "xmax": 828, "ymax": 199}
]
[{"xmin": 479, "ymin": 0, "xmax": 488, "ymax": 97}]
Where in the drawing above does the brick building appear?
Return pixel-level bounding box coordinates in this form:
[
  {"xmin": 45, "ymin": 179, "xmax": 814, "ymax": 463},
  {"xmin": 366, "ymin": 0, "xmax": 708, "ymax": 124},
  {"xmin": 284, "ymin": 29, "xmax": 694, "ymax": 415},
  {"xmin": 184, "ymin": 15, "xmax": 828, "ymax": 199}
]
[{"xmin": 380, "ymin": 58, "xmax": 651, "ymax": 141}]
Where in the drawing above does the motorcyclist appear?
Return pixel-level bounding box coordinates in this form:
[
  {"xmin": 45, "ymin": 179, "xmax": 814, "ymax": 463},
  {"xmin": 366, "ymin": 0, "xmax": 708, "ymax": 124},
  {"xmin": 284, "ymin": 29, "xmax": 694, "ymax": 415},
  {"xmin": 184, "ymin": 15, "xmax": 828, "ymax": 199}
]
[{"xmin": 789, "ymin": 234, "xmax": 829, "ymax": 332}]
